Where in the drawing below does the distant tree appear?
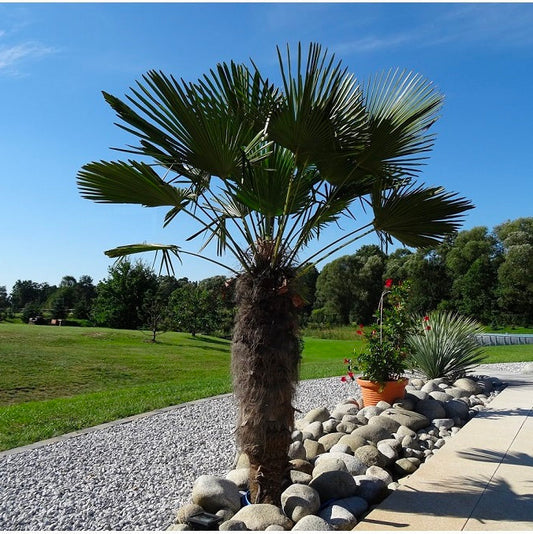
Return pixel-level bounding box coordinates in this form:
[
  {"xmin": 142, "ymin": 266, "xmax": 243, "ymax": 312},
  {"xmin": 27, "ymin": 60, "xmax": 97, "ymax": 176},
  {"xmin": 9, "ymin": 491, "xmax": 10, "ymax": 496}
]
[
  {"xmin": 10, "ymin": 280, "xmax": 41, "ymax": 311},
  {"xmin": 0, "ymin": 286, "xmax": 10, "ymax": 321},
  {"xmin": 140, "ymin": 289, "xmax": 172, "ymax": 342},
  {"xmin": 383, "ymin": 248, "xmax": 413, "ymax": 282},
  {"xmin": 168, "ymin": 282, "xmax": 216, "ymax": 336},
  {"xmin": 402, "ymin": 248, "xmax": 452, "ymax": 315},
  {"xmin": 314, "ymin": 245, "xmax": 386, "ymax": 325},
  {"xmin": 445, "ymin": 227, "xmax": 502, "ymax": 323},
  {"xmin": 198, "ymin": 275, "xmax": 236, "ymax": 338},
  {"xmin": 495, "ymin": 217, "xmax": 533, "ymax": 325},
  {"xmin": 21, "ymin": 302, "xmax": 42, "ymax": 324},
  {"xmin": 92, "ymin": 261, "xmax": 158, "ymax": 329},
  {"xmin": 73, "ymin": 275, "xmax": 97, "ymax": 319}
]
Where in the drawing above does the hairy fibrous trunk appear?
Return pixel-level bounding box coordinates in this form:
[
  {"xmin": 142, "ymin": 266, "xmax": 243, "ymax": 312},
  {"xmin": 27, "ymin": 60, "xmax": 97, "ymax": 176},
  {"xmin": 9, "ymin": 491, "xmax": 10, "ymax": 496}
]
[{"xmin": 232, "ymin": 269, "xmax": 301, "ymax": 505}]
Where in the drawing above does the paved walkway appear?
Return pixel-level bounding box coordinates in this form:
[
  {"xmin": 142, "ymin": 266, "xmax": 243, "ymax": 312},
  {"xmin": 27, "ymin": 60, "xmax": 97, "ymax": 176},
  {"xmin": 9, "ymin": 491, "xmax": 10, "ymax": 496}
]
[{"xmin": 354, "ymin": 371, "xmax": 533, "ymax": 531}]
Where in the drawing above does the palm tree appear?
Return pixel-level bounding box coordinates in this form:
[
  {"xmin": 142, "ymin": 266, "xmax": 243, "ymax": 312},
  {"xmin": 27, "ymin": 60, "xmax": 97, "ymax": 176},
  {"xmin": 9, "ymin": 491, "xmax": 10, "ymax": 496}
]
[{"xmin": 77, "ymin": 43, "xmax": 473, "ymax": 504}]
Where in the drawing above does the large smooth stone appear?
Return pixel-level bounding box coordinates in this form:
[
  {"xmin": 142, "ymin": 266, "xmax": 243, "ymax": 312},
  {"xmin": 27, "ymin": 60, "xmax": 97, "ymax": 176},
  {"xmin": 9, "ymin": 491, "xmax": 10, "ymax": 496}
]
[
  {"xmin": 292, "ymin": 515, "xmax": 333, "ymax": 531},
  {"xmin": 192, "ymin": 475, "xmax": 241, "ymax": 513},
  {"xmin": 281, "ymin": 483, "xmax": 320, "ymax": 522},
  {"xmin": 309, "ymin": 470, "xmax": 358, "ymax": 501},
  {"xmin": 231, "ymin": 504, "xmax": 293, "ymax": 531},
  {"xmin": 380, "ymin": 407, "xmax": 430, "ymax": 431}
]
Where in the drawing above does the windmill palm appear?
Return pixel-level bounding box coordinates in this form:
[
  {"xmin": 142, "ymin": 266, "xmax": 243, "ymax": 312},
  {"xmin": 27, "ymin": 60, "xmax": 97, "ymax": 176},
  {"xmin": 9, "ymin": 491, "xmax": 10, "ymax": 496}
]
[{"xmin": 77, "ymin": 43, "xmax": 473, "ymax": 504}]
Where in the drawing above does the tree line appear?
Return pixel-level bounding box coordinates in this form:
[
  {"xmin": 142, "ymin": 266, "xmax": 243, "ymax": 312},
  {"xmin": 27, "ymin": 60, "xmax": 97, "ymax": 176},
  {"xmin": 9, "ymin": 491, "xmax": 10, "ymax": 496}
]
[{"xmin": 1, "ymin": 217, "xmax": 531, "ymax": 333}]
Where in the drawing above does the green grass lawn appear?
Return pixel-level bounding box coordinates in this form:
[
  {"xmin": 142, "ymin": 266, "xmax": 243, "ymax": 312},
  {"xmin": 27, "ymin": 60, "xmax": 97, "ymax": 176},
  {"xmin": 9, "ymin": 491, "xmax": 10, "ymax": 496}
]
[{"xmin": 0, "ymin": 322, "xmax": 531, "ymax": 451}]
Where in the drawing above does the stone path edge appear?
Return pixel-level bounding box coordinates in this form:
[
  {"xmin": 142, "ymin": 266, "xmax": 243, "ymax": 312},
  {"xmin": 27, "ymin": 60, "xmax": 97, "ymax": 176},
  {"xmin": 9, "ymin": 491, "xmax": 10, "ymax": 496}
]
[{"xmin": 0, "ymin": 392, "xmax": 233, "ymax": 458}]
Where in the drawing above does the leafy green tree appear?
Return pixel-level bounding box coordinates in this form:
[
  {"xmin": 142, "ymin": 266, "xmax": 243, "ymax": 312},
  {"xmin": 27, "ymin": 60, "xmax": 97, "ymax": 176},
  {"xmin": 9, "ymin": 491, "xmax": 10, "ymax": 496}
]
[
  {"xmin": 495, "ymin": 217, "xmax": 533, "ymax": 325},
  {"xmin": 0, "ymin": 286, "xmax": 10, "ymax": 321},
  {"xmin": 168, "ymin": 282, "xmax": 215, "ymax": 336},
  {"xmin": 198, "ymin": 275, "xmax": 236, "ymax": 338},
  {"xmin": 92, "ymin": 261, "xmax": 158, "ymax": 329},
  {"xmin": 77, "ymin": 43, "xmax": 472, "ymax": 503},
  {"xmin": 315, "ymin": 245, "xmax": 386, "ymax": 325},
  {"xmin": 73, "ymin": 275, "xmax": 97, "ymax": 319},
  {"xmin": 445, "ymin": 227, "xmax": 502, "ymax": 323},
  {"xmin": 10, "ymin": 280, "xmax": 41, "ymax": 311}
]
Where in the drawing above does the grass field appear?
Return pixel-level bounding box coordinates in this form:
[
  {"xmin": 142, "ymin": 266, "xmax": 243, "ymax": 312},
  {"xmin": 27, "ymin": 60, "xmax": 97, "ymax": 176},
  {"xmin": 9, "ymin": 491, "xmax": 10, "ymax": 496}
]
[{"xmin": 1, "ymin": 322, "xmax": 531, "ymax": 451}]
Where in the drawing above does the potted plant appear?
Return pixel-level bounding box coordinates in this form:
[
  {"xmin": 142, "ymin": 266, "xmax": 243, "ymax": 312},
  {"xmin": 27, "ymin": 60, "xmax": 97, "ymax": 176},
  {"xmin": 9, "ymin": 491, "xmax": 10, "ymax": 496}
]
[{"xmin": 343, "ymin": 279, "xmax": 413, "ymax": 406}]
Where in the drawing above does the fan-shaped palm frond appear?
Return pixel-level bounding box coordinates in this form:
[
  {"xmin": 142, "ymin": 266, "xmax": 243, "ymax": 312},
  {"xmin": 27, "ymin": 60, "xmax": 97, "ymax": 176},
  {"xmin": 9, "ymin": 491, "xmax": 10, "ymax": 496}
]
[{"xmin": 372, "ymin": 182, "xmax": 474, "ymax": 248}]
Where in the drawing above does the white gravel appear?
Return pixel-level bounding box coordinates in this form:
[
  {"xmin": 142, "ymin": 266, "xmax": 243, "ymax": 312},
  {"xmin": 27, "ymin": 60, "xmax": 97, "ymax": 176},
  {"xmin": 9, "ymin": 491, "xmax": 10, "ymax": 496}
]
[{"xmin": 0, "ymin": 363, "xmax": 526, "ymax": 531}]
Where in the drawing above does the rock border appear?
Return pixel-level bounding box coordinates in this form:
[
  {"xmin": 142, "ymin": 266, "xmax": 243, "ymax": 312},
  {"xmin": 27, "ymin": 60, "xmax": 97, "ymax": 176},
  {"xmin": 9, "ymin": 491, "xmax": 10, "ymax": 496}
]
[{"xmin": 169, "ymin": 374, "xmax": 506, "ymax": 531}]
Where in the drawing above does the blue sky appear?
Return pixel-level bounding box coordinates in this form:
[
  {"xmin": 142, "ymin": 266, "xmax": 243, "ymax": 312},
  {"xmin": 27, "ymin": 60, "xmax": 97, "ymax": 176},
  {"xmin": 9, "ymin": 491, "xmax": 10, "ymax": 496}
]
[{"xmin": 1, "ymin": 2, "xmax": 532, "ymax": 293}]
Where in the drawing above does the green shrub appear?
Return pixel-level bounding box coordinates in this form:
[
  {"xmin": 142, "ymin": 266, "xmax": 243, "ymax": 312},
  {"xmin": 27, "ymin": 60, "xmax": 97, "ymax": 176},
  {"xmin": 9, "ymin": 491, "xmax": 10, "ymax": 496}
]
[{"xmin": 407, "ymin": 311, "xmax": 486, "ymax": 380}]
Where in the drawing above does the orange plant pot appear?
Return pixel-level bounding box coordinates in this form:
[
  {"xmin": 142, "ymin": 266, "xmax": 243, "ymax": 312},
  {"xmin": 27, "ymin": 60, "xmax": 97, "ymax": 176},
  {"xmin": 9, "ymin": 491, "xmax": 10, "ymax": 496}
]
[{"xmin": 356, "ymin": 377, "xmax": 408, "ymax": 407}]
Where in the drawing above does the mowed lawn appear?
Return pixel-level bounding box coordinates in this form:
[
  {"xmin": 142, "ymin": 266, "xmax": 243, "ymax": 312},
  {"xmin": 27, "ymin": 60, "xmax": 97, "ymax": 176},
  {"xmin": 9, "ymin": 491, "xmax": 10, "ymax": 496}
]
[{"xmin": 1, "ymin": 322, "xmax": 531, "ymax": 451}]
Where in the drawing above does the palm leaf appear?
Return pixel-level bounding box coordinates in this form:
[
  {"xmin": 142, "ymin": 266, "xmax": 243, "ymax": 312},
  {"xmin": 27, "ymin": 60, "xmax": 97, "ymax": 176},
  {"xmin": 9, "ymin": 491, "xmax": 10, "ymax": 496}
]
[
  {"xmin": 77, "ymin": 160, "xmax": 193, "ymax": 207},
  {"xmin": 372, "ymin": 183, "xmax": 474, "ymax": 247}
]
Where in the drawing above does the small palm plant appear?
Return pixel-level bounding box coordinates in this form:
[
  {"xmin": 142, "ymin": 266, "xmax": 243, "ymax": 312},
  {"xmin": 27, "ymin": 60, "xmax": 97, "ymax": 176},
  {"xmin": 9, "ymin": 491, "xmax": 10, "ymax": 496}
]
[
  {"xmin": 407, "ymin": 311, "xmax": 487, "ymax": 380},
  {"xmin": 77, "ymin": 42, "xmax": 473, "ymax": 504}
]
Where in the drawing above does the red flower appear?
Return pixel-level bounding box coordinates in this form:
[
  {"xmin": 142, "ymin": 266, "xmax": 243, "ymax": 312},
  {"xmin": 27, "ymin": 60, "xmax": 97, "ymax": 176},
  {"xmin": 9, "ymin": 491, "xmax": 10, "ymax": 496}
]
[
  {"xmin": 385, "ymin": 278, "xmax": 393, "ymax": 288},
  {"xmin": 344, "ymin": 358, "xmax": 350, "ymax": 364},
  {"xmin": 359, "ymin": 324, "xmax": 364, "ymax": 329},
  {"xmin": 426, "ymin": 325, "xmax": 431, "ymax": 331},
  {"xmin": 424, "ymin": 315, "xmax": 430, "ymax": 322},
  {"xmin": 348, "ymin": 371, "xmax": 354, "ymax": 380},
  {"xmin": 356, "ymin": 330, "xmax": 363, "ymax": 336},
  {"xmin": 341, "ymin": 376, "xmax": 347, "ymax": 382}
]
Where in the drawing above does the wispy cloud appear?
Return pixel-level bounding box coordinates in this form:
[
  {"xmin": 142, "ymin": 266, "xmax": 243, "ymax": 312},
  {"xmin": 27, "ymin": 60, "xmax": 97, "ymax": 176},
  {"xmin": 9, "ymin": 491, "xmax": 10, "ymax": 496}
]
[
  {"xmin": 0, "ymin": 41, "xmax": 55, "ymax": 76},
  {"xmin": 332, "ymin": 4, "xmax": 533, "ymax": 57}
]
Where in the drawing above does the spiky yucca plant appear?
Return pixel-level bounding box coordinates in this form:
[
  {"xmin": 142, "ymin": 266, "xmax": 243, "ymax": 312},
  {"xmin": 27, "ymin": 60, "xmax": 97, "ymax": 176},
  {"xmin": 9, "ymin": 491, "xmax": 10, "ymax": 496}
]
[{"xmin": 407, "ymin": 311, "xmax": 487, "ymax": 380}]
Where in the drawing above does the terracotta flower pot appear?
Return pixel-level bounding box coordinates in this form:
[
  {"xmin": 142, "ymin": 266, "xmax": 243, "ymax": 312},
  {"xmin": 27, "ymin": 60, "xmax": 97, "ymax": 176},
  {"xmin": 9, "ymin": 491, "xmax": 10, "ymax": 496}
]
[{"xmin": 356, "ymin": 377, "xmax": 408, "ymax": 407}]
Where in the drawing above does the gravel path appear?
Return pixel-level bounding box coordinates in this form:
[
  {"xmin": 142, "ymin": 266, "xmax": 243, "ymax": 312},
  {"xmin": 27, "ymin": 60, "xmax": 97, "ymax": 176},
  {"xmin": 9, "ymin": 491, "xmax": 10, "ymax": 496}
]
[{"xmin": 0, "ymin": 363, "xmax": 527, "ymax": 531}]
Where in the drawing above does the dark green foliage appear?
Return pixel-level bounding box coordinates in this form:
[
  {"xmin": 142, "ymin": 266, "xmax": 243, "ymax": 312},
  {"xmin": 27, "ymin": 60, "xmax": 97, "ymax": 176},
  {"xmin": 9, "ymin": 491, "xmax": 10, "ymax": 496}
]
[
  {"xmin": 21, "ymin": 302, "xmax": 42, "ymax": 324},
  {"xmin": 91, "ymin": 261, "xmax": 159, "ymax": 330},
  {"xmin": 314, "ymin": 246, "xmax": 386, "ymax": 325},
  {"xmin": 168, "ymin": 282, "xmax": 218, "ymax": 336}
]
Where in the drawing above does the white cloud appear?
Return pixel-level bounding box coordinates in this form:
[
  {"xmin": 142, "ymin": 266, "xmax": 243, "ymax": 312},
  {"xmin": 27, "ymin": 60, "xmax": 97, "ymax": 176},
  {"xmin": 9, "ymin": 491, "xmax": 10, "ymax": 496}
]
[{"xmin": 0, "ymin": 41, "xmax": 54, "ymax": 75}]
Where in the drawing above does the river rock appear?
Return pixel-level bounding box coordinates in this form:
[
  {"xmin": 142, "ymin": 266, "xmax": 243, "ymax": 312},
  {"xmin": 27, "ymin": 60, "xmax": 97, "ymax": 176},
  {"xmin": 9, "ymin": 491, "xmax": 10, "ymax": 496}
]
[
  {"xmin": 446, "ymin": 387, "xmax": 470, "ymax": 399},
  {"xmin": 219, "ymin": 519, "xmax": 248, "ymax": 531},
  {"xmin": 303, "ymin": 439, "xmax": 325, "ymax": 461},
  {"xmin": 318, "ymin": 432, "xmax": 345, "ymax": 451},
  {"xmin": 329, "ymin": 443, "xmax": 352, "ymax": 455},
  {"xmin": 445, "ymin": 399, "xmax": 470, "ymax": 420},
  {"xmin": 368, "ymin": 414, "xmax": 401, "ymax": 433},
  {"xmin": 309, "ymin": 470, "xmax": 358, "ymax": 501},
  {"xmin": 416, "ymin": 398, "xmax": 446, "ymax": 420},
  {"xmin": 175, "ymin": 503, "xmax": 204, "ymax": 524},
  {"xmin": 421, "ymin": 380, "xmax": 443, "ymax": 393},
  {"xmin": 291, "ymin": 515, "xmax": 333, "ymax": 531},
  {"xmin": 354, "ymin": 444, "xmax": 387, "ymax": 468},
  {"xmin": 288, "ymin": 441, "xmax": 307, "ymax": 461},
  {"xmin": 302, "ymin": 421, "xmax": 323, "ymax": 440},
  {"xmin": 366, "ymin": 465, "xmax": 394, "ymax": 486},
  {"xmin": 317, "ymin": 451, "xmax": 367, "ymax": 476},
  {"xmin": 429, "ymin": 391, "xmax": 453, "ymax": 403},
  {"xmin": 432, "ymin": 418, "xmax": 454, "ymax": 430},
  {"xmin": 290, "ymin": 459, "xmax": 313, "ymax": 475},
  {"xmin": 338, "ymin": 434, "xmax": 368, "ymax": 453},
  {"xmin": 394, "ymin": 458, "xmax": 420, "ymax": 476},
  {"xmin": 454, "ymin": 377, "xmax": 482, "ymax": 395},
  {"xmin": 318, "ymin": 504, "xmax": 357, "ymax": 530},
  {"xmin": 231, "ymin": 504, "xmax": 293, "ymax": 531},
  {"xmin": 353, "ymin": 475, "xmax": 387, "ymax": 503},
  {"xmin": 290, "ymin": 470, "xmax": 313, "ymax": 485},
  {"xmin": 381, "ymin": 408, "xmax": 430, "ymax": 431},
  {"xmin": 303, "ymin": 406, "xmax": 331, "ymax": 423},
  {"xmin": 192, "ymin": 475, "xmax": 241, "ymax": 513},
  {"xmin": 352, "ymin": 423, "xmax": 392, "ymax": 443},
  {"xmin": 312, "ymin": 457, "xmax": 347, "ymax": 478},
  {"xmin": 281, "ymin": 484, "xmax": 320, "ymax": 522},
  {"xmin": 225, "ymin": 468, "xmax": 250, "ymax": 490},
  {"xmin": 322, "ymin": 419, "xmax": 339, "ymax": 433}
]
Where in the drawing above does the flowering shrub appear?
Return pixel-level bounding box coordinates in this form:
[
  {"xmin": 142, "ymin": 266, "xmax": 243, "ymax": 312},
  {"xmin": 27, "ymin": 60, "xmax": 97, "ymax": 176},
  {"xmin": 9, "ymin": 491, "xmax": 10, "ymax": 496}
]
[{"xmin": 345, "ymin": 279, "xmax": 414, "ymax": 385}]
